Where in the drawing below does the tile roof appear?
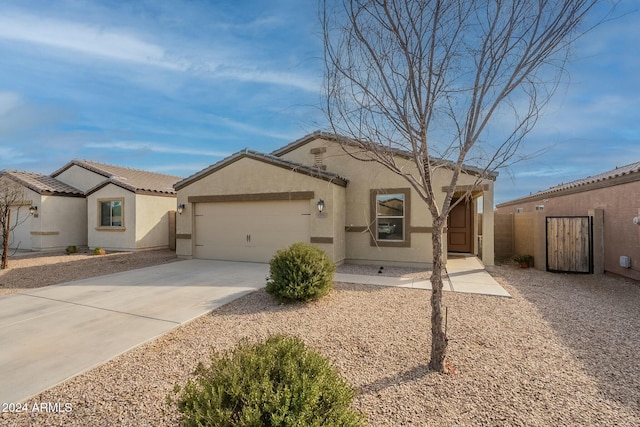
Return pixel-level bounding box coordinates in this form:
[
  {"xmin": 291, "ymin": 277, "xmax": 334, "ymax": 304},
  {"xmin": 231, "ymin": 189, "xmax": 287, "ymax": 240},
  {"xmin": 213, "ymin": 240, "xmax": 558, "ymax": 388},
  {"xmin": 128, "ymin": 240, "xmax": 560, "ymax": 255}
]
[
  {"xmin": 497, "ymin": 161, "xmax": 640, "ymax": 206},
  {"xmin": 174, "ymin": 148, "xmax": 349, "ymax": 190},
  {"xmin": 0, "ymin": 170, "xmax": 84, "ymax": 196},
  {"xmin": 271, "ymin": 131, "xmax": 499, "ymax": 180},
  {"xmin": 54, "ymin": 160, "xmax": 182, "ymax": 195}
]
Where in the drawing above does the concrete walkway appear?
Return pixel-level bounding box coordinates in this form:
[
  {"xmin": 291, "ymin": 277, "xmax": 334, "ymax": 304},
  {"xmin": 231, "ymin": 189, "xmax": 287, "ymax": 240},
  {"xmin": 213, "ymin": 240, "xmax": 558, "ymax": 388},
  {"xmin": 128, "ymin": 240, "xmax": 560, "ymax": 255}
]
[
  {"xmin": 334, "ymin": 255, "xmax": 510, "ymax": 297},
  {"xmin": 0, "ymin": 260, "xmax": 269, "ymax": 405}
]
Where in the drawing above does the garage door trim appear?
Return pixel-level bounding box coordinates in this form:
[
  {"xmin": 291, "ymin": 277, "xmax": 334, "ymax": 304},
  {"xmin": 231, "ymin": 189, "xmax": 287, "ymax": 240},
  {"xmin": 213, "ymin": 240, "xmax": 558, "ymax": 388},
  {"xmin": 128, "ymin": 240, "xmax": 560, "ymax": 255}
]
[{"xmin": 189, "ymin": 191, "xmax": 314, "ymax": 203}]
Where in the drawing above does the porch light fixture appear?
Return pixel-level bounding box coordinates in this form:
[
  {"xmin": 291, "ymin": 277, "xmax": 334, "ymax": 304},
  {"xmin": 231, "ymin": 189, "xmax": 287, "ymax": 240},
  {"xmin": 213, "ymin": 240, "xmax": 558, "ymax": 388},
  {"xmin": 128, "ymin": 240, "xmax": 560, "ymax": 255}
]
[
  {"xmin": 29, "ymin": 205, "xmax": 37, "ymax": 215},
  {"xmin": 177, "ymin": 203, "xmax": 185, "ymax": 215},
  {"xmin": 316, "ymin": 199, "xmax": 325, "ymax": 213}
]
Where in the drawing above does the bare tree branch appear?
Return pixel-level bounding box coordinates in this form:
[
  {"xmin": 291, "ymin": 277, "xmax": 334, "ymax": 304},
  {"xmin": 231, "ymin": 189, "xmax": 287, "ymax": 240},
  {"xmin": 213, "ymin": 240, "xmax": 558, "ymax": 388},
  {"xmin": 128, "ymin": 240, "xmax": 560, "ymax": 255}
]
[{"xmin": 322, "ymin": 0, "xmax": 611, "ymax": 372}]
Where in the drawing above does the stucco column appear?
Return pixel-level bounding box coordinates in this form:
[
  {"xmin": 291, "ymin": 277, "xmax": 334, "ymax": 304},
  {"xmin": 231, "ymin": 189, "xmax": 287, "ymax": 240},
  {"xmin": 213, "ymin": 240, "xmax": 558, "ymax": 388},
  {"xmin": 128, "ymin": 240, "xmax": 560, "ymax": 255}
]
[{"xmin": 482, "ymin": 184, "xmax": 495, "ymax": 266}]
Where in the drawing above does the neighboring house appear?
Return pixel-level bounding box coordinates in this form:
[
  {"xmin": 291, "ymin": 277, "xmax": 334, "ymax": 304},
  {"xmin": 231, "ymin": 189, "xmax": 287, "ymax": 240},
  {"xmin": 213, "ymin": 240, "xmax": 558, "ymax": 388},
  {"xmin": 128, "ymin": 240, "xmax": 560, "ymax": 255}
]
[
  {"xmin": 495, "ymin": 161, "xmax": 640, "ymax": 281},
  {"xmin": 0, "ymin": 171, "xmax": 85, "ymax": 251},
  {"xmin": 174, "ymin": 132, "xmax": 497, "ymax": 267},
  {"xmin": 2, "ymin": 160, "xmax": 181, "ymax": 252}
]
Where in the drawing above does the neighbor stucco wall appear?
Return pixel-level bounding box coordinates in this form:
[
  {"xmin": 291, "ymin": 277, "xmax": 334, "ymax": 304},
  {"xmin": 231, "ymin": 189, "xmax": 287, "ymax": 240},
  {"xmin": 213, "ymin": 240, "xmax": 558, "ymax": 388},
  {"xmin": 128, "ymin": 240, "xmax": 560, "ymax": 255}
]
[
  {"xmin": 279, "ymin": 137, "xmax": 495, "ymax": 267},
  {"xmin": 134, "ymin": 193, "xmax": 176, "ymax": 250},
  {"xmin": 496, "ymin": 179, "xmax": 640, "ymax": 281},
  {"xmin": 87, "ymin": 184, "xmax": 136, "ymax": 251},
  {"xmin": 55, "ymin": 165, "xmax": 107, "ymax": 193},
  {"xmin": 8, "ymin": 186, "xmax": 38, "ymax": 251},
  {"xmin": 176, "ymin": 156, "xmax": 346, "ymax": 262},
  {"xmin": 30, "ymin": 195, "xmax": 87, "ymax": 251}
]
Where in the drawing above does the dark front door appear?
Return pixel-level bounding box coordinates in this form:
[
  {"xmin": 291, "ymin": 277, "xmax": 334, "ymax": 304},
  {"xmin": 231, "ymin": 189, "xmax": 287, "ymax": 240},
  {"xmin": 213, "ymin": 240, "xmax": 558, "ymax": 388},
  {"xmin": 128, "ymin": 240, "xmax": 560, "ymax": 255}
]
[{"xmin": 448, "ymin": 199, "xmax": 473, "ymax": 253}]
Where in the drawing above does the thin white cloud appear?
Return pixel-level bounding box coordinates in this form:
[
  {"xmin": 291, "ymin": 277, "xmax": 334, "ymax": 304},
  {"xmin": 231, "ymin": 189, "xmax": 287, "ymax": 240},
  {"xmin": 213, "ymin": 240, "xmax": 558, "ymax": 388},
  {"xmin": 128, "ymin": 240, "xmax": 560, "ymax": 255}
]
[
  {"xmin": 0, "ymin": 11, "xmax": 185, "ymax": 70},
  {"xmin": 0, "ymin": 91, "xmax": 23, "ymax": 115},
  {"xmin": 211, "ymin": 115, "xmax": 299, "ymax": 141},
  {"xmin": 84, "ymin": 141, "xmax": 231, "ymax": 158}
]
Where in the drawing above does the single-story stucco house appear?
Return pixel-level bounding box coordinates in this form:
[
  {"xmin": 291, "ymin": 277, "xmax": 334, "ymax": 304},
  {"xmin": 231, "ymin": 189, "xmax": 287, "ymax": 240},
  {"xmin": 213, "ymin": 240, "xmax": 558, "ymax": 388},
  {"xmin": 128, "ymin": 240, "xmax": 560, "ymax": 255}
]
[
  {"xmin": 495, "ymin": 161, "xmax": 640, "ymax": 281},
  {"xmin": 1, "ymin": 170, "xmax": 86, "ymax": 252},
  {"xmin": 2, "ymin": 160, "xmax": 181, "ymax": 252},
  {"xmin": 174, "ymin": 132, "xmax": 497, "ymax": 267}
]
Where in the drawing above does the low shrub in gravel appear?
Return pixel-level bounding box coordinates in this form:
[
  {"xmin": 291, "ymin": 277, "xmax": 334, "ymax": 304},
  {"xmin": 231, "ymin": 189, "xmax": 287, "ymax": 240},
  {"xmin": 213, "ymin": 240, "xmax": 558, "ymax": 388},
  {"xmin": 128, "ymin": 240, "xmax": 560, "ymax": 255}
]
[
  {"xmin": 65, "ymin": 245, "xmax": 78, "ymax": 254},
  {"xmin": 266, "ymin": 242, "xmax": 336, "ymax": 302},
  {"xmin": 171, "ymin": 335, "xmax": 365, "ymax": 427}
]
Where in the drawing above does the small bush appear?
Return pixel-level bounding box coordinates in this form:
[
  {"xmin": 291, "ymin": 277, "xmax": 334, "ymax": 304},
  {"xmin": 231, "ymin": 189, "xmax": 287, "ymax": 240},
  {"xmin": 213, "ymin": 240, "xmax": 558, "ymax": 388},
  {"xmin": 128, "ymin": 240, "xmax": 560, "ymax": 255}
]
[
  {"xmin": 93, "ymin": 247, "xmax": 106, "ymax": 255},
  {"xmin": 266, "ymin": 242, "xmax": 336, "ymax": 302},
  {"xmin": 65, "ymin": 245, "xmax": 78, "ymax": 255},
  {"xmin": 171, "ymin": 335, "xmax": 365, "ymax": 427}
]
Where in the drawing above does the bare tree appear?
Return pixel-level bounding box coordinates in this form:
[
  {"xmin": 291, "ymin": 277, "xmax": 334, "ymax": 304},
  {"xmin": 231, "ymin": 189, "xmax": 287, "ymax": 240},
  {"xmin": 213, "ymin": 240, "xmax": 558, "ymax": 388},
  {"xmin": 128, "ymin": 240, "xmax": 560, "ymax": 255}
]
[
  {"xmin": 0, "ymin": 174, "xmax": 28, "ymax": 269},
  {"xmin": 322, "ymin": 0, "xmax": 609, "ymax": 372}
]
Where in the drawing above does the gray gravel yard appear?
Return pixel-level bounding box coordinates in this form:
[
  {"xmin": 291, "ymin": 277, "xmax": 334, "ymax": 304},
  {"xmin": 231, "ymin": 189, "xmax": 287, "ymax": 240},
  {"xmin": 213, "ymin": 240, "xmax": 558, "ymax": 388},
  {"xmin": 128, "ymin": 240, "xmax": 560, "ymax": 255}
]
[
  {"xmin": 0, "ymin": 249, "xmax": 179, "ymax": 297},
  {"xmin": 1, "ymin": 252, "xmax": 639, "ymax": 426}
]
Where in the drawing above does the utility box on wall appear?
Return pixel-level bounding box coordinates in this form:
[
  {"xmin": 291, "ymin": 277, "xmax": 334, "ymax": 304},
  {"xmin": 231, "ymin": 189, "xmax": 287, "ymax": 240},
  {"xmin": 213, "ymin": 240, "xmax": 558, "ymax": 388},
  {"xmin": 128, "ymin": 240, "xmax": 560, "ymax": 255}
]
[{"xmin": 620, "ymin": 256, "xmax": 631, "ymax": 269}]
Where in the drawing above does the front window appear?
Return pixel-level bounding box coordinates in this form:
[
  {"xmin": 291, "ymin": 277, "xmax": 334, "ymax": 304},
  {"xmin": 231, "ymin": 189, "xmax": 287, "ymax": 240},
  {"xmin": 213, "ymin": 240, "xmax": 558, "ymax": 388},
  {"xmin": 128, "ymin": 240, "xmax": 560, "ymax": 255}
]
[
  {"xmin": 99, "ymin": 200, "xmax": 123, "ymax": 227},
  {"xmin": 376, "ymin": 194, "xmax": 404, "ymax": 241}
]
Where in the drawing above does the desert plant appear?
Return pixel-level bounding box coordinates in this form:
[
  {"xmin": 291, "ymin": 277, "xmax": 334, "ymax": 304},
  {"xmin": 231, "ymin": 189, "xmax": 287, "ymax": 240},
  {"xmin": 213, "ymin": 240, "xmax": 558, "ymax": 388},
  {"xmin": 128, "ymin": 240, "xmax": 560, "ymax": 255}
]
[
  {"xmin": 65, "ymin": 245, "xmax": 78, "ymax": 255},
  {"xmin": 266, "ymin": 242, "xmax": 335, "ymax": 302},
  {"xmin": 171, "ymin": 335, "xmax": 365, "ymax": 427},
  {"xmin": 513, "ymin": 254, "xmax": 534, "ymax": 268},
  {"xmin": 92, "ymin": 247, "xmax": 106, "ymax": 256}
]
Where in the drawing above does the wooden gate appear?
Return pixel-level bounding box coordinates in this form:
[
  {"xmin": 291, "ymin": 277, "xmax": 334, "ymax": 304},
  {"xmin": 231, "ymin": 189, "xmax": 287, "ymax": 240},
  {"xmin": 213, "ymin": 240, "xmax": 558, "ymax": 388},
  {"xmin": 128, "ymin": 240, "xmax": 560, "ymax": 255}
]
[{"xmin": 546, "ymin": 216, "xmax": 592, "ymax": 273}]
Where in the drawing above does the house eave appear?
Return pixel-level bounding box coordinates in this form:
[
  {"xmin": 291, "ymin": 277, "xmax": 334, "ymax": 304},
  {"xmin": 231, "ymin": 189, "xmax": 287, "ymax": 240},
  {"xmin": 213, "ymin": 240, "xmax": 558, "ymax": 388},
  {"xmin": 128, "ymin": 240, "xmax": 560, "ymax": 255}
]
[
  {"xmin": 497, "ymin": 170, "xmax": 640, "ymax": 208},
  {"xmin": 174, "ymin": 149, "xmax": 349, "ymax": 191},
  {"xmin": 271, "ymin": 130, "xmax": 498, "ymax": 181}
]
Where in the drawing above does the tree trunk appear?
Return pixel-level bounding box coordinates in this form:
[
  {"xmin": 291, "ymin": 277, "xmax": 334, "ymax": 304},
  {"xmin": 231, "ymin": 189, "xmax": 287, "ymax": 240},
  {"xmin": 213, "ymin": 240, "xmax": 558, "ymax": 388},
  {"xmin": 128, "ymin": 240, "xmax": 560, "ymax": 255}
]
[
  {"xmin": 1, "ymin": 208, "xmax": 10, "ymax": 270},
  {"xmin": 429, "ymin": 217, "xmax": 447, "ymax": 372}
]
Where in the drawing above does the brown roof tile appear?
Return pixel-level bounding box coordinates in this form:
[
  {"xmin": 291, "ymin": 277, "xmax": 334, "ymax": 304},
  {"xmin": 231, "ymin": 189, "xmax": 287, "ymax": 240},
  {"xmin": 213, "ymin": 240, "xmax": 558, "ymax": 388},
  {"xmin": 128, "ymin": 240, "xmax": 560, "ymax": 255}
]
[
  {"xmin": 174, "ymin": 148, "xmax": 349, "ymax": 190},
  {"xmin": 55, "ymin": 160, "xmax": 182, "ymax": 195},
  {"xmin": 0, "ymin": 170, "xmax": 84, "ymax": 196}
]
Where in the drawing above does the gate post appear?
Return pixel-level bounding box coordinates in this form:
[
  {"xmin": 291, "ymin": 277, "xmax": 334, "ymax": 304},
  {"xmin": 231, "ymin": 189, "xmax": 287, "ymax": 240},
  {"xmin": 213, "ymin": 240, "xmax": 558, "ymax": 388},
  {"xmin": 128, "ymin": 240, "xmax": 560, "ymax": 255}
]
[{"xmin": 588, "ymin": 209, "xmax": 604, "ymax": 274}]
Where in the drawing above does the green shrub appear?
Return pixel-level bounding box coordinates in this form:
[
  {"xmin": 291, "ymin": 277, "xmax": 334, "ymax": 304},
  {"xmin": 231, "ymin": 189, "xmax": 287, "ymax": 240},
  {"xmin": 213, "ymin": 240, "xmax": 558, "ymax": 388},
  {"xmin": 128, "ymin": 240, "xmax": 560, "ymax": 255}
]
[
  {"xmin": 65, "ymin": 245, "xmax": 78, "ymax": 255},
  {"xmin": 266, "ymin": 242, "xmax": 336, "ymax": 302},
  {"xmin": 93, "ymin": 247, "xmax": 106, "ymax": 255},
  {"xmin": 171, "ymin": 335, "xmax": 365, "ymax": 427}
]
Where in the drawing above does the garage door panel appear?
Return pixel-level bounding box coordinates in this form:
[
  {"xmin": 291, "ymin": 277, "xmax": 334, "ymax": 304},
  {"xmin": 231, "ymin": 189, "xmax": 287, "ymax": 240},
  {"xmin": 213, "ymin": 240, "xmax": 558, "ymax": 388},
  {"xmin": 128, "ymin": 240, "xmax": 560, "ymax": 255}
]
[{"xmin": 194, "ymin": 200, "xmax": 310, "ymax": 262}]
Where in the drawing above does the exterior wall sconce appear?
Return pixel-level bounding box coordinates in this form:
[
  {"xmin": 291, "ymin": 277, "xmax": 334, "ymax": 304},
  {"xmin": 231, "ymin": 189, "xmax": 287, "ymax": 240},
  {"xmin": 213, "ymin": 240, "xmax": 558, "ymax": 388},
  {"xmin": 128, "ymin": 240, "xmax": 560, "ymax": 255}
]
[
  {"xmin": 29, "ymin": 206, "xmax": 38, "ymax": 215},
  {"xmin": 317, "ymin": 199, "xmax": 325, "ymax": 213},
  {"xmin": 177, "ymin": 203, "xmax": 185, "ymax": 215}
]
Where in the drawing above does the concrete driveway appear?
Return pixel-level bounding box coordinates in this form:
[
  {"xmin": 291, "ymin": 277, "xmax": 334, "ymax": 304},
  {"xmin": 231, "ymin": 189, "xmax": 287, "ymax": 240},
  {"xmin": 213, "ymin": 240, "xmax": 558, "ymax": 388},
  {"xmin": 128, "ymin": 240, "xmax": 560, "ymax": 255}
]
[{"xmin": 0, "ymin": 259, "xmax": 269, "ymax": 404}]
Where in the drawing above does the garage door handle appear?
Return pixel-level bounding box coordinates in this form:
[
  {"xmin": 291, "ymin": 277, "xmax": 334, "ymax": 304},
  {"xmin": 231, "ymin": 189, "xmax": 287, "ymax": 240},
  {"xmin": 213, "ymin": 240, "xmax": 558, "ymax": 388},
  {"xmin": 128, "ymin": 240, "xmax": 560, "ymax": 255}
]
[{"xmin": 246, "ymin": 234, "xmax": 251, "ymax": 243}]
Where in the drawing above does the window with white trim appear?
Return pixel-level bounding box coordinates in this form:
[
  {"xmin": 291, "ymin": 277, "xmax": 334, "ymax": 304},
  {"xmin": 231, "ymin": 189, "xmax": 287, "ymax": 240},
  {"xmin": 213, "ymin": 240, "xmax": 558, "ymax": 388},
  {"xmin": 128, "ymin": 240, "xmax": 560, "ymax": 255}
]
[{"xmin": 376, "ymin": 193, "xmax": 404, "ymax": 241}]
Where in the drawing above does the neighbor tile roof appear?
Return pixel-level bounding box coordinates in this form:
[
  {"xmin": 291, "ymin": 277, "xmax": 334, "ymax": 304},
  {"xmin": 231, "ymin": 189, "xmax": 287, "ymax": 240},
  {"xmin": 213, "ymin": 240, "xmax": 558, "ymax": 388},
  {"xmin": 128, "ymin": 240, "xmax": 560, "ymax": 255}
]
[
  {"xmin": 272, "ymin": 130, "xmax": 499, "ymax": 180},
  {"xmin": 53, "ymin": 160, "xmax": 182, "ymax": 195},
  {"xmin": 0, "ymin": 170, "xmax": 84, "ymax": 196},
  {"xmin": 174, "ymin": 148, "xmax": 349, "ymax": 190},
  {"xmin": 497, "ymin": 161, "xmax": 640, "ymax": 206}
]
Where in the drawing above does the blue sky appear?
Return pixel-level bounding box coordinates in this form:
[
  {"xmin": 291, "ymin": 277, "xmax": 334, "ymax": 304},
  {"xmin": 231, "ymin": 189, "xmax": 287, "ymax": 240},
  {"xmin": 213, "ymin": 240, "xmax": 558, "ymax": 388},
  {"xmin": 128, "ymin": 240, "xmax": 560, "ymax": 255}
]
[{"xmin": 0, "ymin": 1, "xmax": 638, "ymax": 205}]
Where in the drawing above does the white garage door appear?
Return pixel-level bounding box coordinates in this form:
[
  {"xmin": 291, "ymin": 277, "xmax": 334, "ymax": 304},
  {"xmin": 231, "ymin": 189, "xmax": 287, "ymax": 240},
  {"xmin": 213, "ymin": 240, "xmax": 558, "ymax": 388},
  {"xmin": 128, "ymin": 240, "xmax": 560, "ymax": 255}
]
[{"xmin": 194, "ymin": 200, "xmax": 311, "ymax": 262}]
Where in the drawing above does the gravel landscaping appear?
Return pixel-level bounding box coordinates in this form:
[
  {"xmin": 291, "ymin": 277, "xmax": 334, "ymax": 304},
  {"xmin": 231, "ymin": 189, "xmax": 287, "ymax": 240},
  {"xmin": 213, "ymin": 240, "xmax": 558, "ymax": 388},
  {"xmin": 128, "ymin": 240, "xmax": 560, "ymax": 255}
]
[
  {"xmin": 0, "ymin": 249, "xmax": 179, "ymax": 297},
  {"xmin": 1, "ymin": 253, "xmax": 639, "ymax": 426}
]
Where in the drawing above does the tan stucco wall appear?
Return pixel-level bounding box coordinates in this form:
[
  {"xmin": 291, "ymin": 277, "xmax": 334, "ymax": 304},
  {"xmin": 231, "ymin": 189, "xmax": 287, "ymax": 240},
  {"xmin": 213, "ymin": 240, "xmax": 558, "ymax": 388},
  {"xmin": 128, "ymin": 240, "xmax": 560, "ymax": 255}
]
[
  {"xmin": 279, "ymin": 137, "xmax": 495, "ymax": 266},
  {"xmin": 176, "ymin": 156, "xmax": 345, "ymax": 262},
  {"xmin": 496, "ymin": 179, "xmax": 640, "ymax": 280},
  {"xmin": 8, "ymin": 186, "xmax": 38, "ymax": 250},
  {"xmin": 87, "ymin": 185, "xmax": 136, "ymax": 251},
  {"xmin": 134, "ymin": 193, "xmax": 176, "ymax": 250},
  {"xmin": 31, "ymin": 195, "xmax": 87, "ymax": 251},
  {"xmin": 55, "ymin": 165, "xmax": 106, "ymax": 192},
  {"xmin": 8, "ymin": 184, "xmax": 86, "ymax": 252}
]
